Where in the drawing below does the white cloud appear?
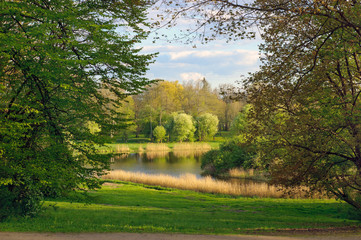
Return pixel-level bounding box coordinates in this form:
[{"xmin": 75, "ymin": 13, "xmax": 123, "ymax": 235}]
[
  {"xmin": 169, "ymin": 51, "xmax": 194, "ymax": 60},
  {"xmin": 140, "ymin": 37, "xmax": 262, "ymax": 87},
  {"xmin": 167, "ymin": 49, "xmax": 259, "ymax": 64},
  {"xmin": 180, "ymin": 72, "xmax": 205, "ymax": 82}
]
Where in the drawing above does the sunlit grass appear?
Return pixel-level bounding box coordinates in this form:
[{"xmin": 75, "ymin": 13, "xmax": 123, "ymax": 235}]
[{"xmin": 1, "ymin": 182, "xmax": 359, "ymax": 233}]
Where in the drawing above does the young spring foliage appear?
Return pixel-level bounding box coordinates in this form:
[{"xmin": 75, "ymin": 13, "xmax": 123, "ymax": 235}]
[{"xmin": 196, "ymin": 113, "xmax": 219, "ymax": 141}]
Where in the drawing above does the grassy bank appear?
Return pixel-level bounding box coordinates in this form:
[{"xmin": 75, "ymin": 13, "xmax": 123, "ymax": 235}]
[{"xmin": 1, "ymin": 181, "xmax": 360, "ymax": 234}]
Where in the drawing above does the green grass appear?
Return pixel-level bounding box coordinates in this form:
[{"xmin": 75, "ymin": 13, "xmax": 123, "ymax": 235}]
[{"xmin": 1, "ymin": 181, "xmax": 360, "ymax": 234}]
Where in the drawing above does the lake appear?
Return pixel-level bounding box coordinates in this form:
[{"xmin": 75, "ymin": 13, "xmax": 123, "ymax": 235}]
[{"xmin": 110, "ymin": 151, "xmax": 204, "ymax": 177}]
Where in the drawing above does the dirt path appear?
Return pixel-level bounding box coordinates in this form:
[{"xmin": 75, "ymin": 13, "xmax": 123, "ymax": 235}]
[{"xmin": 1, "ymin": 232, "xmax": 361, "ymax": 240}]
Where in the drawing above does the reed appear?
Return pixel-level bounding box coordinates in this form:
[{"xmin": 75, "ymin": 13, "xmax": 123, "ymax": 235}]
[
  {"xmin": 138, "ymin": 146, "xmax": 145, "ymax": 152},
  {"xmin": 115, "ymin": 144, "xmax": 130, "ymax": 153},
  {"xmin": 228, "ymin": 168, "xmax": 256, "ymax": 178},
  {"xmin": 172, "ymin": 143, "xmax": 212, "ymax": 151},
  {"xmin": 103, "ymin": 170, "xmax": 292, "ymax": 198},
  {"xmin": 172, "ymin": 149, "xmax": 208, "ymax": 158},
  {"xmin": 145, "ymin": 143, "xmax": 170, "ymax": 152},
  {"xmin": 172, "ymin": 143, "xmax": 211, "ymax": 157}
]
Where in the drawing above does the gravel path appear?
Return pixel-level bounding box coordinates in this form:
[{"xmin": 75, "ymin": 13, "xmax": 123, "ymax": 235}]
[{"xmin": 1, "ymin": 232, "xmax": 361, "ymax": 240}]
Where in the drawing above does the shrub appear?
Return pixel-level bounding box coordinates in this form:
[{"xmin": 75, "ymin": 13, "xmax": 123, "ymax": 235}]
[{"xmin": 201, "ymin": 137, "xmax": 256, "ymax": 176}]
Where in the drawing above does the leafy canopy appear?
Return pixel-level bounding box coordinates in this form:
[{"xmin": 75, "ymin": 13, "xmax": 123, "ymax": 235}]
[{"xmin": 0, "ymin": 0, "xmax": 155, "ymax": 218}]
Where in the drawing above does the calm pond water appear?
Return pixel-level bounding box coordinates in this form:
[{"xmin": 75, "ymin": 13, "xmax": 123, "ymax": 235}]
[
  {"xmin": 110, "ymin": 152, "xmax": 203, "ymax": 177},
  {"xmin": 110, "ymin": 151, "xmax": 266, "ymax": 187}
]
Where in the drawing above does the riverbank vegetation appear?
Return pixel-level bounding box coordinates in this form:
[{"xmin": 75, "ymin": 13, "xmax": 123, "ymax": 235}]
[
  {"xmin": 98, "ymin": 142, "xmax": 218, "ymax": 154},
  {"xmin": 0, "ymin": 182, "xmax": 359, "ymax": 234},
  {"xmin": 103, "ymin": 170, "xmax": 320, "ymax": 199}
]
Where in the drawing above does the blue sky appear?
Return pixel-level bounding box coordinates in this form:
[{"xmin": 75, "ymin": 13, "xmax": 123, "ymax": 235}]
[{"xmin": 138, "ymin": 10, "xmax": 263, "ymax": 89}]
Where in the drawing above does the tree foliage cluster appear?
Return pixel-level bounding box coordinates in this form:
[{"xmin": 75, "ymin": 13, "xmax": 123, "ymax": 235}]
[
  {"xmin": 151, "ymin": 112, "xmax": 219, "ymax": 142},
  {"xmin": 115, "ymin": 79, "xmax": 243, "ymax": 141},
  {"xmin": 200, "ymin": 105, "xmax": 256, "ymax": 176},
  {"xmin": 201, "ymin": 137, "xmax": 256, "ymax": 177},
  {"xmin": 0, "ymin": 0, "xmax": 155, "ymax": 219},
  {"xmin": 157, "ymin": 0, "xmax": 361, "ymax": 209}
]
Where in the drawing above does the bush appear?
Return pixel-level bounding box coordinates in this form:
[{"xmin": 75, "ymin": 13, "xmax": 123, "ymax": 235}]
[
  {"xmin": 201, "ymin": 137, "xmax": 256, "ymax": 176},
  {"xmin": 0, "ymin": 182, "xmax": 43, "ymax": 221}
]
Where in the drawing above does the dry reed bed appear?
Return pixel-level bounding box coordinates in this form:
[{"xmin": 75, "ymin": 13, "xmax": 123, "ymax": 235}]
[
  {"xmin": 145, "ymin": 143, "xmax": 170, "ymax": 152},
  {"xmin": 115, "ymin": 144, "xmax": 130, "ymax": 153},
  {"xmin": 103, "ymin": 170, "xmax": 299, "ymax": 198},
  {"xmin": 172, "ymin": 143, "xmax": 212, "ymax": 151}
]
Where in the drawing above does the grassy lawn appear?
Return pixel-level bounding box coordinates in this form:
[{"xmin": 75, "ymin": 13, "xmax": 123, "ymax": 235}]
[{"xmin": 1, "ymin": 181, "xmax": 360, "ymax": 234}]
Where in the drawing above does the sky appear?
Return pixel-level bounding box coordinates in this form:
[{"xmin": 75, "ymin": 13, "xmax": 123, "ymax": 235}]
[{"xmin": 137, "ymin": 8, "xmax": 263, "ymax": 89}]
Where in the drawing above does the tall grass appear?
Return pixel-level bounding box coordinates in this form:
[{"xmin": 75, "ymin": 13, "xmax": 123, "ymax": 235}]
[
  {"xmin": 103, "ymin": 170, "xmax": 294, "ymax": 198},
  {"xmin": 145, "ymin": 143, "xmax": 170, "ymax": 152},
  {"xmin": 115, "ymin": 144, "xmax": 130, "ymax": 153},
  {"xmin": 173, "ymin": 143, "xmax": 211, "ymax": 157},
  {"xmin": 172, "ymin": 143, "xmax": 211, "ymax": 151},
  {"xmin": 227, "ymin": 168, "xmax": 267, "ymax": 181}
]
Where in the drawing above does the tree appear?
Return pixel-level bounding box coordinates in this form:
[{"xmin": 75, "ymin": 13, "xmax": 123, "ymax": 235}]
[
  {"xmin": 245, "ymin": 1, "xmax": 361, "ymax": 209},
  {"xmin": 142, "ymin": 80, "xmax": 184, "ymax": 125},
  {"xmin": 182, "ymin": 79, "xmax": 224, "ymax": 118},
  {"xmin": 196, "ymin": 113, "xmax": 219, "ymax": 141},
  {"xmin": 0, "ymin": 0, "xmax": 155, "ymax": 218},
  {"xmin": 168, "ymin": 113, "xmax": 195, "ymax": 142},
  {"xmin": 218, "ymin": 84, "xmax": 244, "ymax": 131},
  {"xmin": 153, "ymin": 125, "xmax": 167, "ymax": 143},
  {"xmin": 230, "ymin": 104, "xmax": 251, "ymax": 136},
  {"xmin": 117, "ymin": 96, "xmax": 137, "ymax": 143},
  {"xmin": 158, "ymin": 1, "xmax": 361, "ymax": 209}
]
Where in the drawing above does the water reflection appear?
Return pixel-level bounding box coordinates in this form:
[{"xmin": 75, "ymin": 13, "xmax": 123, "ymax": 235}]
[{"xmin": 110, "ymin": 152, "xmax": 203, "ymax": 177}]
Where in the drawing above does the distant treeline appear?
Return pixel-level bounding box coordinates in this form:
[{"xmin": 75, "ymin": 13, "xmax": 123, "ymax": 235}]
[{"xmin": 93, "ymin": 79, "xmax": 245, "ymax": 142}]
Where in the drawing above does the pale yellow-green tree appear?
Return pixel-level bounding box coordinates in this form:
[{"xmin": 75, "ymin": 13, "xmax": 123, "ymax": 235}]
[
  {"xmin": 182, "ymin": 79, "xmax": 224, "ymax": 118},
  {"xmin": 196, "ymin": 113, "xmax": 219, "ymax": 141},
  {"xmin": 143, "ymin": 80, "xmax": 184, "ymax": 125},
  {"xmin": 153, "ymin": 125, "xmax": 167, "ymax": 143}
]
